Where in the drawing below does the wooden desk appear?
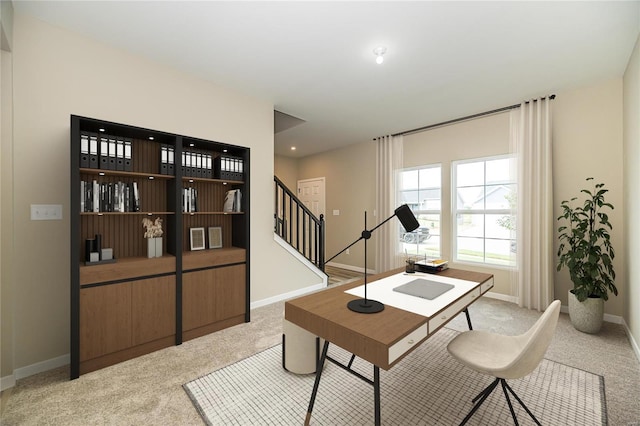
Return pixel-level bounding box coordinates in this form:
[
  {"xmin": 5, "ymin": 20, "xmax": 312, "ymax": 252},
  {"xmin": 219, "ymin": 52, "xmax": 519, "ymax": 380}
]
[{"xmin": 284, "ymin": 267, "xmax": 494, "ymax": 425}]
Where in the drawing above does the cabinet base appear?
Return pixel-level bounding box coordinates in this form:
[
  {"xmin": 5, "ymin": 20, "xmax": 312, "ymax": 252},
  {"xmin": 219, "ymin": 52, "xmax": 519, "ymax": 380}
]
[
  {"xmin": 79, "ymin": 335, "xmax": 175, "ymax": 375},
  {"xmin": 182, "ymin": 314, "xmax": 246, "ymax": 342}
]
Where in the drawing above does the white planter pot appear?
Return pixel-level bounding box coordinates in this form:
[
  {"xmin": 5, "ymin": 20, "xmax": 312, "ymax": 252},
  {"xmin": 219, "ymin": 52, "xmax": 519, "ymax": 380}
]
[
  {"xmin": 567, "ymin": 290, "xmax": 604, "ymax": 334},
  {"xmin": 147, "ymin": 238, "xmax": 156, "ymax": 258},
  {"xmin": 155, "ymin": 237, "xmax": 163, "ymax": 258},
  {"xmin": 147, "ymin": 237, "xmax": 163, "ymax": 258}
]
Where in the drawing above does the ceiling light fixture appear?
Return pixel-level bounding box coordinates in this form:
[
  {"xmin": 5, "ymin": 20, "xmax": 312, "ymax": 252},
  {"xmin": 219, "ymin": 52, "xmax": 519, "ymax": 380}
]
[
  {"xmin": 373, "ymin": 46, "xmax": 387, "ymax": 65},
  {"xmin": 291, "ymin": 146, "xmax": 296, "ymax": 151}
]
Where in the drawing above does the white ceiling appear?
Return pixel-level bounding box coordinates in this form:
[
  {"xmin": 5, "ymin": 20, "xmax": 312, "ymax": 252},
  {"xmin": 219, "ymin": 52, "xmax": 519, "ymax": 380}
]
[{"xmin": 14, "ymin": 1, "xmax": 640, "ymax": 158}]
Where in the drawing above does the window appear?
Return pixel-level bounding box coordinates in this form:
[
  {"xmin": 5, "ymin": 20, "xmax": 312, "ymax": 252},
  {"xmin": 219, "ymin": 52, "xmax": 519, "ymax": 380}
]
[
  {"xmin": 397, "ymin": 165, "xmax": 441, "ymax": 259},
  {"xmin": 453, "ymin": 156, "xmax": 516, "ymax": 267}
]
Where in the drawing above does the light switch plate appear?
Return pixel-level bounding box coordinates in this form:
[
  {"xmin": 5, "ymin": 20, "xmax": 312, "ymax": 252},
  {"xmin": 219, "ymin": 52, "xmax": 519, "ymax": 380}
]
[
  {"xmin": 333, "ymin": 209, "xmax": 340, "ymax": 216},
  {"xmin": 31, "ymin": 204, "xmax": 63, "ymax": 220}
]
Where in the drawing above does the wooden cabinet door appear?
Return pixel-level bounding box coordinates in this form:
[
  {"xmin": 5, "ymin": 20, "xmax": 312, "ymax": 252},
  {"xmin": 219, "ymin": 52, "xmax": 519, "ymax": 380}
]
[
  {"xmin": 80, "ymin": 282, "xmax": 132, "ymax": 361},
  {"xmin": 182, "ymin": 264, "xmax": 246, "ymax": 332},
  {"xmin": 132, "ymin": 276, "xmax": 176, "ymax": 345}
]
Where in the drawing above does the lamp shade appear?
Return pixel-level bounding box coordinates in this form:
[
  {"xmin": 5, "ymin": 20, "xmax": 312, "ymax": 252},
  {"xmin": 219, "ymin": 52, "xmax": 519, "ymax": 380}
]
[{"xmin": 394, "ymin": 204, "xmax": 420, "ymax": 232}]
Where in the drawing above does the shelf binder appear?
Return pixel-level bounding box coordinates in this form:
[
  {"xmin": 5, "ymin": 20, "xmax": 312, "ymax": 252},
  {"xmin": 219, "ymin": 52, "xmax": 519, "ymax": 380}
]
[
  {"xmin": 124, "ymin": 139, "xmax": 132, "ymax": 171},
  {"xmin": 80, "ymin": 132, "xmax": 90, "ymax": 168},
  {"xmin": 89, "ymin": 133, "xmax": 99, "ymax": 169},
  {"xmin": 196, "ymin": 152, "xmax": 203, "ymax": 178},
  {"xmin": 167, "ymin": 146, "xmax": 175, "ymax": 175},
  {"xmin": 116, "ymin": 137, "xmax": 125, "ymax": 171},
  {"xmin": 108, "ymin": 136, "xmax": 117, "ymax": 170},
  {"xmin": 160, "ymin": 145, "xmax": 168, "ymax": 175},
  {"xmin": 215, "ymin": 155, "xmax": 244, "ymax": 181},
  {"xmin": 99, "ymin": 135, "xmax": 109, "ymax": 169},
  {"xmin": 205, "ymin": 153, "xmax": 212, "ymax": 178}
]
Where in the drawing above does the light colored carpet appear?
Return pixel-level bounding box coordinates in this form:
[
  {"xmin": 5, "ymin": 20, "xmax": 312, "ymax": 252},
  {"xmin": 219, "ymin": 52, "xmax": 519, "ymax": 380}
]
[
  {"xmin": 1, "ymin": 297, "xmax": 638, "ymax": 425},
  {"xmin": 184, "ymin": 328, "xmax": 605, "ymax": 425}
]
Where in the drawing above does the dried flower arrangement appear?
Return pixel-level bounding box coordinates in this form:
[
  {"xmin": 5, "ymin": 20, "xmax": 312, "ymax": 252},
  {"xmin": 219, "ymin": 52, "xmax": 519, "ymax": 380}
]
[{"xmin": 142, "ymin": 217, "xmax": 163, "ymax": 239}]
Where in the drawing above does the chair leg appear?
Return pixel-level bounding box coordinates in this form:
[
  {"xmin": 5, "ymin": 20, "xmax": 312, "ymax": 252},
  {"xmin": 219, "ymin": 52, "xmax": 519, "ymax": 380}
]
[
  {"xmin": 459, "ymin": 378, "xmax": 500, "ymax": 426},
  {"xmin": 503, "ymin": 380, "xmax": 542, "ymax": 426},
  {"xmin": 500, "ymin": 379, "xmax": 520, "ymax": 426}
]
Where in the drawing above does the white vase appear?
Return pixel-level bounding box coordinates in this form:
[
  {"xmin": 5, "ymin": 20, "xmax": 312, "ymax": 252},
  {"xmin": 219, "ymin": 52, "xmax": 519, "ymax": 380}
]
[
  {"xmin": 568, "ymin": 290, "xmax": 604, "ymax": 334},
  {"xmin": 155, "ymin": 237, "xmax": 163, "ymax": 258},
  {"xmin": 147, "ymin": 238, "xmax": 156, "ymax": 258}
]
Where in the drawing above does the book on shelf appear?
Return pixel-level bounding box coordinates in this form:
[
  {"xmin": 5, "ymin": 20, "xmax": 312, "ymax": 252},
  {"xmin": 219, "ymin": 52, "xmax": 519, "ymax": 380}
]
[
  {"xmin": 223, "ymin": 189, "xmax": 242, "ymax": 213},
  {"xmin": 182, "ymin": 187, "xmax": 198, "ymax": 212},
  {"xmin": 80, "ymin": 180, "xmax": 141, "ymax": 213}
]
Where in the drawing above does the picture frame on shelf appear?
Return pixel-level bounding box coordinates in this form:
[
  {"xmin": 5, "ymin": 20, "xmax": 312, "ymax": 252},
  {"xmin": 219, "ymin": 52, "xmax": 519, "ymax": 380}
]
[
  {"xmin": 208, "ymin": 227, "xmax": 222, "ymax": 249},
  {"xmin": 190, "ymin": 227, "xmax": 206, "ymax": 250}
]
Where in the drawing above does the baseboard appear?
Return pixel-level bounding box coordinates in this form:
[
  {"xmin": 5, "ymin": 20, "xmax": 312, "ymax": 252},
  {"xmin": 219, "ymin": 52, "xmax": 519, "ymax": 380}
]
[
  {"xmin": 622, "ymin": 318, "xmax": 640, "ymax": 363},
  {"xmin": 483, "ymin": 291, "xmax": 519, "ymax": 304},
  {"xmin": 0, "ymin": 375, "xmax": 15, "ymax": 392},
  {"xmin": 15, "ymin": 353, "xmax": 69, "ymax": 381},
  {"xmin": 1, "ymin": 353, "xmax": 70, "ymax": 390},
  {"xmin": 250, "ymin": 281, "xmax": 327, "ymax": 310}
]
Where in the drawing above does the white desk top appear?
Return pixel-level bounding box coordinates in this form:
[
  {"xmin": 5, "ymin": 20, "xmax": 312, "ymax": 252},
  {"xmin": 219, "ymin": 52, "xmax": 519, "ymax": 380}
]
[{"xmin": 344, "ymin": 272, "xmax": 479, "ymax": 318}]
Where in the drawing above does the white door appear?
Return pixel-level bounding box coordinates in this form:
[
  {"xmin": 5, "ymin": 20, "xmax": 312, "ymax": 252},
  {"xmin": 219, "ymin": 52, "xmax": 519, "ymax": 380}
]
[
  {"xmin": 297, "ymin": 178, "xmax": 326, "ymax": 262},
  {"xmin": 297, "ymin": 177, "xmax": 325, "ymax": 218}
]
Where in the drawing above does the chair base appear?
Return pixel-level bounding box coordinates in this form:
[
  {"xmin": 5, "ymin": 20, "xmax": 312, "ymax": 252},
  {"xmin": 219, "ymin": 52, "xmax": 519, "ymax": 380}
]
[{"xmin": 459, "ymin": 378, "xmax": 542, "ymax": 426}]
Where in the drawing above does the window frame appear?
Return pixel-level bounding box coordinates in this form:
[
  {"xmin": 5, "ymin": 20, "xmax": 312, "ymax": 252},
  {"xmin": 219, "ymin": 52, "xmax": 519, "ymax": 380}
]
[{"xmin": 451, "ymin": 154, "xmax": 516, "ymax": 269}]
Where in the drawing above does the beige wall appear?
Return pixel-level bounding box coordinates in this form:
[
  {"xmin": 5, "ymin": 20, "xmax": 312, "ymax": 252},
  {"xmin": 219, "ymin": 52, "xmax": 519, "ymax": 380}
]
[
  {"xmin": 274, "ymin": 154, "xmax": 299, "ymax": 190},
  {"xmin": 404, "ymin": 112, "xmax": 513, "ymax": 296},
  {"xmin": 553, "ymin": 79, "xmax": 625, "ymax": 318},
  {"xmin": 623, "ymin": 33, "xmax": 640, "ymax": 350},
  {"xmin": 2, "ymin": 12, "xmax": 321, "ymax": 381},
  {"xmin": 298, "ymin": 141, "xmax": 376, "ymax": 271}
]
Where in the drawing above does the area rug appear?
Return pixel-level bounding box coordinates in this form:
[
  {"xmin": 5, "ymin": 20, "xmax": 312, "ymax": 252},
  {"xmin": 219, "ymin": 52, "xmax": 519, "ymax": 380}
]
[{"xmin": 184, "ymin": 328, "xmax": 606, "ymax": 425}]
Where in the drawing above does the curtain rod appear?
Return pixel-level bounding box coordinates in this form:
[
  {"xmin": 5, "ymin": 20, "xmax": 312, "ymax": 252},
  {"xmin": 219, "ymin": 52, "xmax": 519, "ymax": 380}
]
[{"xmin": 390, "ymin": 94, "xmax": 556, "ymax": 138}]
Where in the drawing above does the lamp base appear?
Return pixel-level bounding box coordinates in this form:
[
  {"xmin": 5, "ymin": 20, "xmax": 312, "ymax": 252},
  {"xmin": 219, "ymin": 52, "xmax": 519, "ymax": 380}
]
[{"xmin": 347, "ymin": 299, "xmax": 385, "ymax": 314}]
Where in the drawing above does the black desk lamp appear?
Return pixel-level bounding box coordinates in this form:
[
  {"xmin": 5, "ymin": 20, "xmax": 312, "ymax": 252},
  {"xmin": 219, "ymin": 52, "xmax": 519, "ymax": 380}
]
[{"xmin": 325, "ymin": 204, "xmax": 420, "ymax": 314}]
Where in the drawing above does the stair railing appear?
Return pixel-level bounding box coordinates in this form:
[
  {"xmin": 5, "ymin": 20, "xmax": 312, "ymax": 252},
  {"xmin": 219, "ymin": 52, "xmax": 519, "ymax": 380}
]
[{"xmin": 274, "ymin": 176, "xmax": 325, "ymax": 271}]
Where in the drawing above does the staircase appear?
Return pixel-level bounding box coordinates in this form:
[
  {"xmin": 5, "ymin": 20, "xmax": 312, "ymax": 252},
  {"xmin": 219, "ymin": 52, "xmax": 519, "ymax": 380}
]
[{"xmin": 274, "ymin": 176, "xmax": 325, "ymax": 271}]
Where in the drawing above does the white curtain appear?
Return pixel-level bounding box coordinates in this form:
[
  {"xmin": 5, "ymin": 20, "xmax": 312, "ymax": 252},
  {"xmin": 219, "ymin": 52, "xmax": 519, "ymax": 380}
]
[
  {"xmin": 375, "ymin": 135, "xmax": 404, "ymax": 273},
  {"xmin": 510, "ymin": 98, "xmax": 554, "ymax": 311}
]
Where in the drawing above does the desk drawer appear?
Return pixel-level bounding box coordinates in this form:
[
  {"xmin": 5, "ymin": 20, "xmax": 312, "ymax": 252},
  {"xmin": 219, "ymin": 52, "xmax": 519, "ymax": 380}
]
[
  {"xmin": 429, "ymin": 289, "xmax": 480, "ymax": 333},
  {"xmin": 388, "ymin": 323, "xmax": 428, "ymax": 364},
  {"xmin": 481, "ymin": 277, "xmax": 494, "ymax": 294}
]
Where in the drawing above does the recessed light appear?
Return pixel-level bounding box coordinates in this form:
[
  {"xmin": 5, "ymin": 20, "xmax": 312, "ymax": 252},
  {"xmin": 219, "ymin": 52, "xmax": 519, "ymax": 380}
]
[
  {"xmin": 149, "ymin": 136, "xmax": 154, "ymax": 140},
  {"xmin": 373, "ymin": 46, "xmax": 387, "ymax": 65},
  {"xmin": 98, "ymin": 128, "xmax": 105, "ymax": 132},
  {"xmin": 223, "ymin": 149, "xmax": 228, "ymax": 153},
  {"xmin": 189, "ymin": 143, "xmax": 195, "ymax": 147},
  {"xmin": 291, "ymin": 146, "xmax": 296, "ymax": 151}
]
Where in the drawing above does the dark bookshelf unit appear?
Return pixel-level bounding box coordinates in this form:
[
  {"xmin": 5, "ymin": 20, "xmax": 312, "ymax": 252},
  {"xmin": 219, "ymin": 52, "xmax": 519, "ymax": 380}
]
[{"xmin": 70, "ymin": 116, "xmax": 250, "ymax": 379}]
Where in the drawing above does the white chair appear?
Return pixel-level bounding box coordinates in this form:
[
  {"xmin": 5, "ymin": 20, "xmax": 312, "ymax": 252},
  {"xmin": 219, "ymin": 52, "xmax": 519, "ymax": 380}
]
[{"xmin": 446, "ymin": 300, "xmax": 561, "ymax": 425}]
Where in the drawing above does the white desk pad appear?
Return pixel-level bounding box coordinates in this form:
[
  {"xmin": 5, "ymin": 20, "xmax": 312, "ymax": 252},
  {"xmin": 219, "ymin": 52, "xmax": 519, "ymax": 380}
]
[{"xmin": 344, "ymin": 272, "xmax": 478, "ymax": 318}]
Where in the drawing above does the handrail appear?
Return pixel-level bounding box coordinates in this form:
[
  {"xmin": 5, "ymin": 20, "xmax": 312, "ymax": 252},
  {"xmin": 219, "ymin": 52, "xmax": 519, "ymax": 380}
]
[{"xmin": 274, "ymin": 176, "xmax": 326, "ymax": 271}]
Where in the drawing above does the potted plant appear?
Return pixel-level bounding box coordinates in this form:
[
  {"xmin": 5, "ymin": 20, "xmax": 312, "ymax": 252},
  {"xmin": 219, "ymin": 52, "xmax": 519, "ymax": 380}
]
[{"xmin": 557, "ymin": 177, "xmax": 617, "ymax": 333}]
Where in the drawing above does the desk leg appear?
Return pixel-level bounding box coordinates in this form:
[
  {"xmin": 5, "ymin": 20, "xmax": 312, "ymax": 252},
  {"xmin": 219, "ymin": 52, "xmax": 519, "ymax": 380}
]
[
  {"xmin": 305, "ymin": 340, "xmax": 330, "ymax": 426},
  {"xmin": 374, "ymin": 366, "xmax": 381, "ymax": 426},
  {"xmin": 464, "ymin": 308, "xmax": 473, "ymax": 330}
]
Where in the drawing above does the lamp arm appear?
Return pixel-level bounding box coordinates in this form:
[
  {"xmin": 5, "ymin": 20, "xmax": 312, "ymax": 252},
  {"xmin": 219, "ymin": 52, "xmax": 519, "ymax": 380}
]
[
  {"xmin": 325, "ymin": 235, "xmax": 364, "ymax": 265},
  {"xmin": 324, "ymin": 212, "xmax": 398, "ymax": 265},
  {"xmin": 367, "ymin": 212, "xmax": 398, "ymax": 235}
]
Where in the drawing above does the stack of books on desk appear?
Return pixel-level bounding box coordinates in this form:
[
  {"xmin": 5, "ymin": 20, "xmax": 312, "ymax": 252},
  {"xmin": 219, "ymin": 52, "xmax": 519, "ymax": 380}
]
[{"xmin": 415, "ymin": 259, "xmax": 449, "ymax": 273}]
